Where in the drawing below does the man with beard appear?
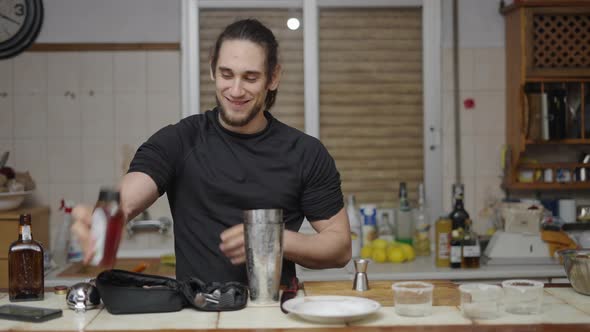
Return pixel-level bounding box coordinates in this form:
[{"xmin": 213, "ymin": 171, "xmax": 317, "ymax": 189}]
[{"xmin": 72, "ymin": 19, "xmax": 351, "ymax": 285}]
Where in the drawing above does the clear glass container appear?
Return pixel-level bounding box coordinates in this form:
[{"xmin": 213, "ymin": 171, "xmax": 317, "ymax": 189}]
[
  {"xmin": 502, "ymin": 279, "xmax": 544, "ymax": 315},
  {"xmin": 391, "ymin": 281, "xmax": 433, "ymax": 317},
  {"xmin": 459, "ymin": 283, "xmax": 502, "ymax": 319}
]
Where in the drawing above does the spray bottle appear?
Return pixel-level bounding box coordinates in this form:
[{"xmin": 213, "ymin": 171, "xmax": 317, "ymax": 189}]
[{"xmin": 57, "ymin": 199, "xmax": 83, "ymax": 264}]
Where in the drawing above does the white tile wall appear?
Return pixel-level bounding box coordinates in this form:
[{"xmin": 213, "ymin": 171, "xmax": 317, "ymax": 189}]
[
  {"xmin": 442, "ymin": 47, "xmax": 506, "ymax": 234},
  {"xmin": 0, "ymin": 50, "xmax": 181, "ymax": 252}
]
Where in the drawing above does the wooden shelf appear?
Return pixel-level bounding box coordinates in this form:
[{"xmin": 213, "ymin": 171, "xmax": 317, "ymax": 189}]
[
  {"xmin": 503, "ymin": 2, "xmax": 590, "ymax": 191},
  {"xmin": 526, "ymin": 139, "xmax": 590, "ymax": 145},
  {"xmin": 504, "ymin": 181, "xmax": 590, "ymax": 190}
]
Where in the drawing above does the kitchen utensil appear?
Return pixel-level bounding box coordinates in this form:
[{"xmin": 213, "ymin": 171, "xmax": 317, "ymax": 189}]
[
  {"xmin": 558, "ymin": 249, "xmax": 590, "ymax": 296},
  {"xmin": 391, "ymin": 281, "xmax": 434, "ymax": 317},
  {"xmin": 458, "ymin": 283, "xmax": 503, "ymax": 319},
  {"xmin": 194, "ymin": 293, "xmax": 219, "ymax": 308},
  {"xmin": 501, "ymin": 279, "xmax": 544, "ymax": 314},
  {"xmin": 243, "ymin": 208, "xmax": 284, "ymax": 305},
  {"xmin": 280, "ymin": 277, "xmax": 299, "ymax": 313},
  {"xmin": 131, "ymin": 262, "xmax": 149, "ymax": 273},
  {"xmin": 352, "ymin": 258, "xmax": 369, "ymax": 291},
  {"xmin": 66, "ymin": 282, "xmax": 101, "ymax": 313}
]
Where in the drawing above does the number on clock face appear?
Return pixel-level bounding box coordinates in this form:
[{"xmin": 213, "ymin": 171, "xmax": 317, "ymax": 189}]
[{"xmin": 0, "ymin": 0, "xmax": 27, "ymax": 43}]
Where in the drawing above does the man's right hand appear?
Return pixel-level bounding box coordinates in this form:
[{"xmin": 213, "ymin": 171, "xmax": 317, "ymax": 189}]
[{"xmin": 71, "ymin": 205, "xmax": 95, "ymax": 264}]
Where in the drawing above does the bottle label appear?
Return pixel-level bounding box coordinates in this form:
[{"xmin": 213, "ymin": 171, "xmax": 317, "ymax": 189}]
[
  {"xmin": 437, "ymin": 233, "xmax": 450, "ymax": 258},
  {"xmin": 450, "ymin": 245, "xmax": 462, "ymax": 263},
  {"xmin": 463, "ymin": 245, "xmax": 481, "ymax": 257},
  {"xmin": 22, "ymin": 225, "xmax": 32, "ymax": 241}
]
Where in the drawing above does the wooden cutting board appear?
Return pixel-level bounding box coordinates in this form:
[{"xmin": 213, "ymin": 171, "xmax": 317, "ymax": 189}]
[
  {"xmin": 57, "ymin": 258, "xmax": 176, "ymax": 278},
  {"xmin": 303, "ymin": 280, "xmax": 460, "ymax": 307}
]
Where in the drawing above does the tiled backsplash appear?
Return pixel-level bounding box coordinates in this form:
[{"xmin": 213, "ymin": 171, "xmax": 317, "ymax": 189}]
[
  {"xmin": 441, "ymin": 47, "xmax": 506, "ymax": 235},
  {"xmin": 0, "ymin": 51, "xmax": 181, "ymax": 252}
]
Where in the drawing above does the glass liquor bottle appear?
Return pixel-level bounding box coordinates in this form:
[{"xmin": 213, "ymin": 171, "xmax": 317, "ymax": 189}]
[
  {"xmin": 449, "ymin": 184, "xmax": 470, "ymax": 232},
  {"xmin": 412, "ymin": 183, "xmax": 431, "ymax": 256},
  {"xmin": 9, "ymin": 214, "xmax": 44, "ymax": 301},
  {"xmin": 449, "ymin": 184, "xmax": 469, "ymax": 269},
  {"xmin": 461, "ymin": 219, "xmax": 480, "ymax": 268},
  {"xmin": 395, "ymin": 182, "xmax": 414, "ymax": 245},
  {"xmin": 449, "ymin": 228, "xmax": 463, "ymax": 269}
]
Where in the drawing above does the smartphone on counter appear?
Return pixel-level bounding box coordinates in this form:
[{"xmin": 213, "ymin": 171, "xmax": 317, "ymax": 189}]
[{"xmin": 0, "ymin": 304, "xmax": 63, "ymax": 323}]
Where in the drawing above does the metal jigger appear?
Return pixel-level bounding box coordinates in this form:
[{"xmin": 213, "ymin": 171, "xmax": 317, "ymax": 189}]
[{"xmin": 353, "ymin": 258, "xmax": 370, "ymax": 291}]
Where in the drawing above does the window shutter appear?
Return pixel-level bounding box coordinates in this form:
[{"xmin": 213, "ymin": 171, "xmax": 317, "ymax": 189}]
[{"xmin": 319, "ymin": 8, "xmax": 423, "ymax": 206}]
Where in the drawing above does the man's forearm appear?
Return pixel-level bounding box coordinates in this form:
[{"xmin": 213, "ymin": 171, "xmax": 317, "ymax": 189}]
[{"xmin": 283, "ymin": 228, "xmax": 351, "ymax": 269}]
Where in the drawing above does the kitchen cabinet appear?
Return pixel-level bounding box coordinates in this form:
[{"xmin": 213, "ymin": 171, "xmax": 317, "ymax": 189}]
[
  {"xmin": 501, "ymin": 1, "xmax": 590, "ymax": 191},
  {"xmin": 0, "ymin": 206, "xmax": 50, "ymax": 288}
]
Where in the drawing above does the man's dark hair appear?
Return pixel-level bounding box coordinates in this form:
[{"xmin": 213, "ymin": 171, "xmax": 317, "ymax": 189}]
[{"xmin": 210, "ymin": 19, "xmax": 279, "ymax": 112}]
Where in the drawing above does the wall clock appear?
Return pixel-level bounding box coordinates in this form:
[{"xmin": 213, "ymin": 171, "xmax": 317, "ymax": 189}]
[{"xmin": 0, "ymin": 0, "xmax": 43, "ymax": 60}]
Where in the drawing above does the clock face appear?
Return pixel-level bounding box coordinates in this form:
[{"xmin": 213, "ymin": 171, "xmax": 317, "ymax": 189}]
[
  {"xmin": 0, "ymin": 0, "xmax": 27, "ymax": 43},
  {"xmin": 0, "ymin": 0, "xmax": 43, "ymax": 60}
]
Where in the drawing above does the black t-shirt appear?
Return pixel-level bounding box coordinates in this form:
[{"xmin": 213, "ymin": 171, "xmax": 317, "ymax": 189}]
[{"xmin": 128, "ymin": 108, "xmax": 343, "ymax": 284}]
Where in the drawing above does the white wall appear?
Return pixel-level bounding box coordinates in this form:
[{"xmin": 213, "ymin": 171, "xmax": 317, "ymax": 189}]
[
  {"xmin": 441, "ymin": 0, "xmax": 505, "ymax": 48},
  {"xmin": 38, "ymin": 0, "xmax": 181, "ymax": 42}
]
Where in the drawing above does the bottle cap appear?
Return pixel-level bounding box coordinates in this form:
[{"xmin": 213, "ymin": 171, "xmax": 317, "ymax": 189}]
[
  {"xmin": 98, "ymin": 188, "xmax": 120, "ymax": 203},
  {"xmin": 19, "ymin": 213, "xmax": 32, "ymax": 225}
]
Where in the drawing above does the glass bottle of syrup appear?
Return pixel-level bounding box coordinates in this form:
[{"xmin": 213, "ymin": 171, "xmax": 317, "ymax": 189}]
[{"xmin": 9, "ymin": 214, "xmax": 44, "ymax": 301}]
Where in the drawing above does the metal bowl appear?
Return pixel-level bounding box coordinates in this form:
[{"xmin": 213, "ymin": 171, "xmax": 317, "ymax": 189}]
[
  {"xmin": 66, "ymin": 281, "xmax": 101, "ymax": 312},
  {"xmin": 559, "ymin": 249, "xmax": 590, "ymax": 296}
]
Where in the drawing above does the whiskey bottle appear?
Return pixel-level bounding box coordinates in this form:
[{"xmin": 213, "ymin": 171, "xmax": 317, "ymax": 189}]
[{"xmin": 9, "ymin": 214, "xmax": 44, "ymax": 301}]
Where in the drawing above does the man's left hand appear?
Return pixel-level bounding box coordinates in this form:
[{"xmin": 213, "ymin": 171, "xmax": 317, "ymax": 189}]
[{"xmin": 219, "ymin": 223, "xmax": 246, "ymax": 265}]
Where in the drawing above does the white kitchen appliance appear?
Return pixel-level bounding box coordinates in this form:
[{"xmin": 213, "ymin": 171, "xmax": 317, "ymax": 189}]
[{"xmin": 483, "ymin": 231, "xmax": 557, "ymax": 265}]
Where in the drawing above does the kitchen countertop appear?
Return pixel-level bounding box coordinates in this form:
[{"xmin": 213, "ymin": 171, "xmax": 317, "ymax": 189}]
[
  {"xmin": 43, "ymin": 256, "xmax": 567, "ymax": 288},
  {"xmin": 296, "ymin": 256, "xmax": 567, "ymax": 282},
  {"xmin": 0, "ymin": 280, "xmax": 589, "ymax": 331}
]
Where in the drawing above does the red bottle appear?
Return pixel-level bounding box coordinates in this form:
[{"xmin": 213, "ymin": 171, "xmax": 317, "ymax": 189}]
[{"xmin": 90, "ymin": 188, "xmax": 125, "ymax": 268}]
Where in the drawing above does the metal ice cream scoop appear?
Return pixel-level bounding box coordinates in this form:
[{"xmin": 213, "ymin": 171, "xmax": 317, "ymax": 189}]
[{"xmin": 66, "ymin": 282, "xmax": 101, "ymax": 312}]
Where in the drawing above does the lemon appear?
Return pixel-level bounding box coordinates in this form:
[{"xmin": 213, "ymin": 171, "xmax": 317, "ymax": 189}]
[
  {"xmin": 387, "ymin": 247, "xmax": 405, "ymax": 263},
  {"xmin": 372, "ymin": 248, "xmax": 388, "ymax": 263},
  {"xmin": 372, "ymin": 238, "xmax": 389, "ymax": 249},
  {"xmin": 387, "ymin": 241, "xmax": 399, "ymax": 248},
  {"xmin": 400, "ymin": 244, "xmax": 416, "ymax": 262},
  {"xmin": 360, "ymin": 246, "xmax": 373, "ymax": 259}
]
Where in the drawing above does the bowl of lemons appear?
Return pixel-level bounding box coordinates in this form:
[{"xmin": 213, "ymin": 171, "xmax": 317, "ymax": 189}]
[{"xmin": 360, "ymin": 239, "xmax": 416, "ymax": 263}]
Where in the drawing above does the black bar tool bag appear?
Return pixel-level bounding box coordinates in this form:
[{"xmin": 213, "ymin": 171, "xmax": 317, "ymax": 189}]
[{"xmin": 95, "ymin": 269, "xmax": 248, "ymax": 314}]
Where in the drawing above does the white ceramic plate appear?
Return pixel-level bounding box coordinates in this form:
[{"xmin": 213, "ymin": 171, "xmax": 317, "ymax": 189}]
[
  {"xmin": 0, "ymin": 191, "xmax": 33, "ymax": 211},
  {"xmin": 283, "ymin": 296, "xmax": 381, "ymax": 323}
]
